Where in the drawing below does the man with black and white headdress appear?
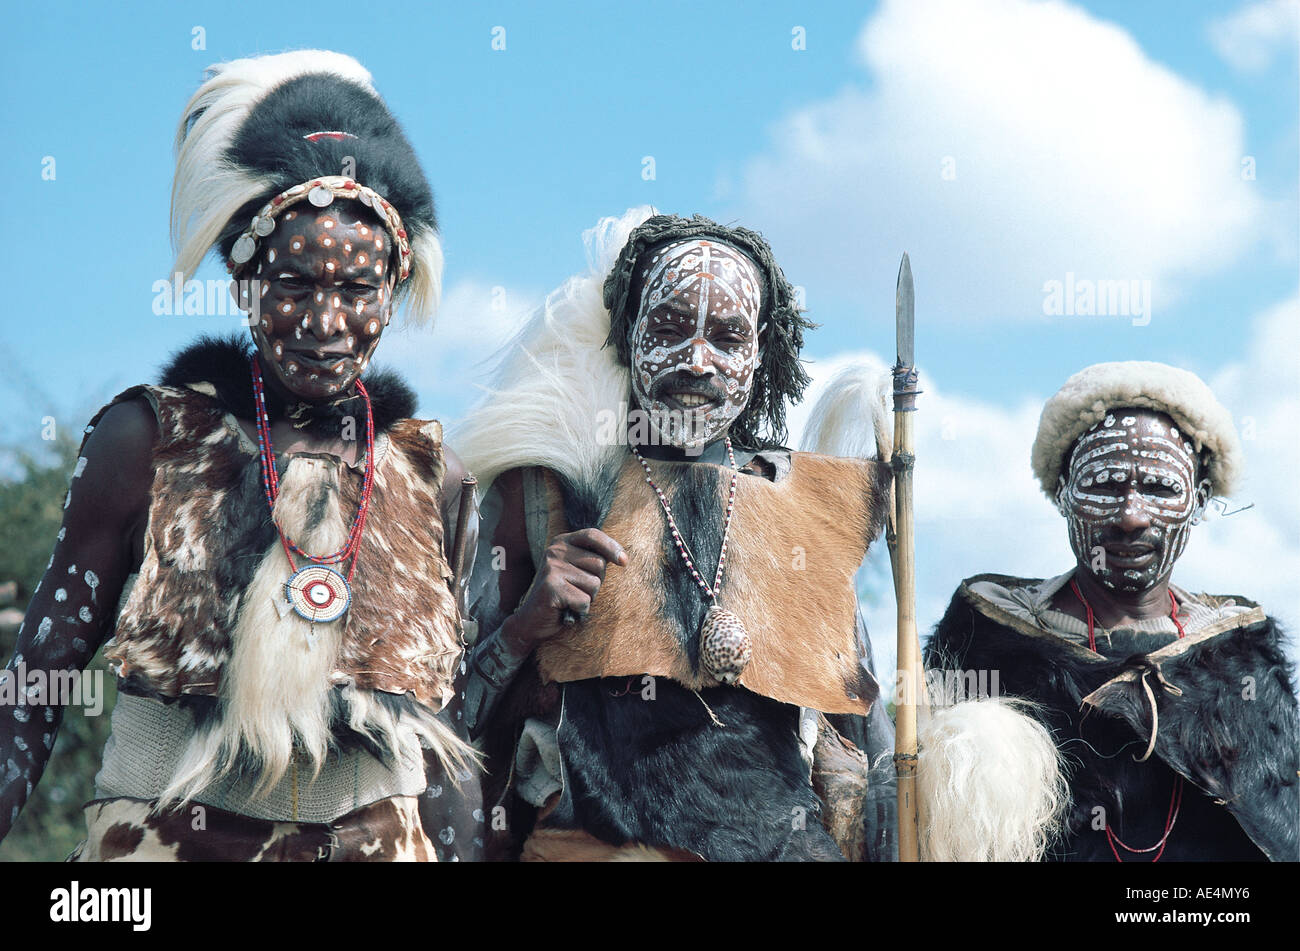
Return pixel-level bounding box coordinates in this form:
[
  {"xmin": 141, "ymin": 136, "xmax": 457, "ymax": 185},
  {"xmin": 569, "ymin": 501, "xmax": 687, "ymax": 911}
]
[
  {"xmin": 0, "ymin": 51, "xmax": 481, "ymax": 861},
  {"xmin": 452, "ymin": 209, "xmax": 898, "ymax": 862},
  {"xmin": 922, "ymin": 361, "xmax": 1298, "ymax": 861}
]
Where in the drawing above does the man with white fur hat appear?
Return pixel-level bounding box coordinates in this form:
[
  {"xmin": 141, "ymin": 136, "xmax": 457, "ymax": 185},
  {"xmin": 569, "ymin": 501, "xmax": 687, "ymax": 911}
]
[{"xmin": 923, "ymin": 361, "xmax": 1297, "ymax": 861}]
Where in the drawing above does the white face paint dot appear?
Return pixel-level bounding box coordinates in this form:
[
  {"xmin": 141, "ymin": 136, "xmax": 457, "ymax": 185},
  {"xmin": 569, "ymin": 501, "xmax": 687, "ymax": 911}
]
[{"xmin": 78, "ymin": 606, "xmax": 93, "ymax": 623}]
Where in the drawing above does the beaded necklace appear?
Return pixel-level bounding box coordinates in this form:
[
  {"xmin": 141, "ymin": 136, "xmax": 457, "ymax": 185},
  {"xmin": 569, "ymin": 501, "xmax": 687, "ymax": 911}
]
[
  {"xmin": 1070, "ymin": 577, "xmax": 1186, "ymax": 861},
  {"xmin": 251, "ymin": 356, "xmax": 375, "ymax": 639},
  {"xmin": 630, "ymin": 437, "xmax": 753, "ymax": 685}
]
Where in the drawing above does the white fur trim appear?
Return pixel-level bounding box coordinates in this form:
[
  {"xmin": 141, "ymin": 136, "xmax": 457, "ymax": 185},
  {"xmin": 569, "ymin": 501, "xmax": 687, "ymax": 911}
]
[
  {"xmin": 448, "ymin": 206, "xmax": 656, "ymax": 492},
  {"xmin": 799, "ymin": 359, "xmax": 893, "ymax": 461},
  {"xmin": 170, "ymin": 51, "xmax": 376, "ymax": 284},
  {"xmin": 1031, "ymin": 361, "xmax": 1242, "ymax": 499},
  {"xmin": 916, "ymin": 698, "xmax": 1068, "ymax": 861}
]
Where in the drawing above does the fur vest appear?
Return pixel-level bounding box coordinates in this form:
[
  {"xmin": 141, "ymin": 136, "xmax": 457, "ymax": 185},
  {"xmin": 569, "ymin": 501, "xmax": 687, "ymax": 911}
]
[
  {"xmin": 90, "ymin": 338, "xmax": 467, "ymax": 804},
  {"xmin": 925, "ymin": 574, "xmax": 1299, "ymax": 861}
]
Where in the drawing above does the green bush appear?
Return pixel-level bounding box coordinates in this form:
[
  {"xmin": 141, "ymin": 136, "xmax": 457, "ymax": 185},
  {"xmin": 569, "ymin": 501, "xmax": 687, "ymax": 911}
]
[{"xmin": 0, "ymin": 431, "xmax": 117, "ymax": 862}]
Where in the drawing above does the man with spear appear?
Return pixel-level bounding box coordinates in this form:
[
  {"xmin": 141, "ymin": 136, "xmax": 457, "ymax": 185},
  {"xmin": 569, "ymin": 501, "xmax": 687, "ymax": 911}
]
[{"xmin": 450, "ymin": 208, "xmax": 898, "ymax": 861}]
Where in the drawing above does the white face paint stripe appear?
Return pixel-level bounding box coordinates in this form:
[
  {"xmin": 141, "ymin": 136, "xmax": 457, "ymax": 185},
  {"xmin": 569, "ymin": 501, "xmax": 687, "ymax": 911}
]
[
  {"xmin": 1062, "ymin": 414, "xmax": 1204, "ymax": 591},
  {"xmin": 629, "ymin": 239, "xmax": 763, "ymax": 448}
]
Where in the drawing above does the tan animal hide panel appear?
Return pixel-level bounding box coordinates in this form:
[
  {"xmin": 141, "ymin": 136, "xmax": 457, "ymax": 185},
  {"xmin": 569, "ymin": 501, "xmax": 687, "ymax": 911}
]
[{"xmin": 534, "ymin": 452, "xmax": 886, "ymax": 714}]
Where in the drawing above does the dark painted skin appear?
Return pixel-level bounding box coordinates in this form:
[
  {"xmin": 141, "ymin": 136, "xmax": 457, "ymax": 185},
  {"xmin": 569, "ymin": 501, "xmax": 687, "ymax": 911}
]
[{"xmin": 0, "ymin": 202, "xmax": 471, "ymax": 847}]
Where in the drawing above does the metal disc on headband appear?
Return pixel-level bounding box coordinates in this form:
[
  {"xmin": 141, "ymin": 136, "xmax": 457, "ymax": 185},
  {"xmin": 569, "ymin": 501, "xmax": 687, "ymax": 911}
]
[{"xmin": 285, "ymin": 565, "xmax": 351, "ymax": 623}]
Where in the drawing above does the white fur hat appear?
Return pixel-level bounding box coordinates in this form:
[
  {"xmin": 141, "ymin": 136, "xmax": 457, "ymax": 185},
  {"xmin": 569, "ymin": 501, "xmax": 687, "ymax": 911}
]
[{"xmin": 1031, "ymin": 361, "xmax": 1242, "ymax": 499}]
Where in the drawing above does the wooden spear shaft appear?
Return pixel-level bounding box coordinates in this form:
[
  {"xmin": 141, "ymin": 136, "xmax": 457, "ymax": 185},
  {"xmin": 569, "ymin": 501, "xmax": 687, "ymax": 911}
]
[{"xmin": 891, "ymin": 253, "xmax": 923, "ymax": 862}]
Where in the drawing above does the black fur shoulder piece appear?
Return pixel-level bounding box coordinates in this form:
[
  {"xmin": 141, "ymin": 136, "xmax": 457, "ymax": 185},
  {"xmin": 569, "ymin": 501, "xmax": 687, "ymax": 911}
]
[
  {"xmin": 924, "ymin": 584, "xmax": 1297, "ymax": 861},
  {"xmin": 158, "ymin": 334, "xmax": 418, "ymax": 438}
]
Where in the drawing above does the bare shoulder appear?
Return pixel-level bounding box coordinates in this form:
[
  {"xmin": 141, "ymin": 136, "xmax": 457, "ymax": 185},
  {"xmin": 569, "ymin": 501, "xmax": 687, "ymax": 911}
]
[
  {"xmin": 79, "ymin": 397, "xmax": 159, "ymax": 503},
  {"xmin": 56, "ymin": 395, "xmax": 158, "ymax": 570}
]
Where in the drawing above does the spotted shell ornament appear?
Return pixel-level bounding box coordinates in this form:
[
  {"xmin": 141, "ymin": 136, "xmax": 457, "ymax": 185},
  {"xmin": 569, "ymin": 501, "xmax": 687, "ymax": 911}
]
[{"xmin": 700, "ymin": 606, "xmax": 751, "ymax": 685}]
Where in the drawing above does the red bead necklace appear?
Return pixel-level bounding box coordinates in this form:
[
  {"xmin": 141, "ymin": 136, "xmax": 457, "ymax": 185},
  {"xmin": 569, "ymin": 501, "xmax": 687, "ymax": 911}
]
[
  {"xmin": 251, "ymin": 356, "xmax": 375, "ymax": 627},
  {"xmin": 1069, "ymin": 576, "xmax": 1186, "ymax": 861}
]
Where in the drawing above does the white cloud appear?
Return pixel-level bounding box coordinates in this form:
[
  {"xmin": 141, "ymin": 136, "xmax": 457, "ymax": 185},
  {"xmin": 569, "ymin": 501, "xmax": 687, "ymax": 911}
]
[
  {"xmin": 1183, "ymin": 291, "xmax": 1300, "ymax": 616},
  {"xmin": 735, "ymin": 0, "xmax": 1266, "ymax": 322},
  {"xmin": 1209, "ymin": 0, "xmax": 1300, "ymax": 72},
  {"xmin": 793, "ymin": 290, "xmax": 1300, "ymax": 688}
]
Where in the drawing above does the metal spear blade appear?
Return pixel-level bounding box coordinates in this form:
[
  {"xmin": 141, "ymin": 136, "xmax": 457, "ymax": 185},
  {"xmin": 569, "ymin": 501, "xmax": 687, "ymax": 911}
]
[{"xmin": 896, "ymin": 253, "xmax": 914, "ymax": 368}]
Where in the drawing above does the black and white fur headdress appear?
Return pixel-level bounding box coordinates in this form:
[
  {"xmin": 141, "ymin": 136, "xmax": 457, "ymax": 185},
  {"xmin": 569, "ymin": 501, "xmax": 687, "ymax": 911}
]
[{"xmin": 170, "ymin": 50, "xmax": 443, "ymax": 323}]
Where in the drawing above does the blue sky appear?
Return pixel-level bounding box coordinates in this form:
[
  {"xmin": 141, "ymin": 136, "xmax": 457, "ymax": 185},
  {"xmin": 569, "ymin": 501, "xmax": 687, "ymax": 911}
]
[{"xmin": 3, "ymin": 0, "xmax": 1297, "ymax": 668}]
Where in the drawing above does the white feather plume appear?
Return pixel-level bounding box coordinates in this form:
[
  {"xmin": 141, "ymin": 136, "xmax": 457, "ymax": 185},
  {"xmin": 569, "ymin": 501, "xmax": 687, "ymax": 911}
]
[
  {"xmin": 448, "ymin": 206, "xmax": 656, "ymax": 492},
  {"xmin": 404, "ymin": 224, "xmax": 444, "ymax": 327},
  {"xmin": 799, "ymin": 358, "xmax": 893, "ymax": 460},
  {"xmin": 170, "ymin": 50, "xmax": 376, "ymax": 284}
]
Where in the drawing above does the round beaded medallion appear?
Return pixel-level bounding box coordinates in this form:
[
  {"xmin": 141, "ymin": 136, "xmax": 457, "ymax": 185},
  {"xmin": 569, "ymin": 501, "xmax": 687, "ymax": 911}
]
[{"xmin": 285, "ymin": 565, "xmax": 352, "ymax": 623}]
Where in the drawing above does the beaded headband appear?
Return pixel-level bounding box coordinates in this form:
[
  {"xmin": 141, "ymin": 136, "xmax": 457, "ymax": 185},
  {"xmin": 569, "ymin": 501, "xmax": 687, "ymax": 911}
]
[{"xmin": 227, "ymin": 174, "xmax": 412, "ymax": 280}]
